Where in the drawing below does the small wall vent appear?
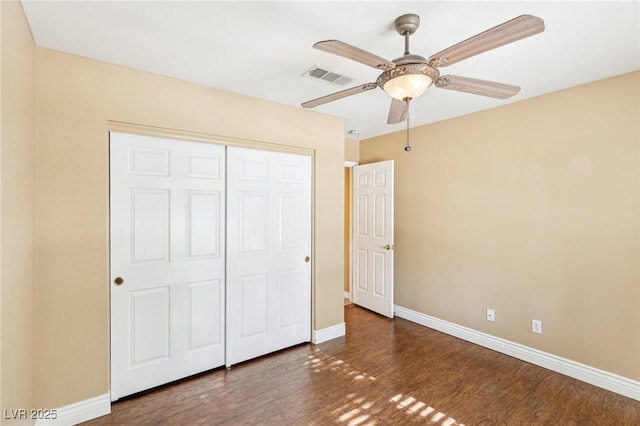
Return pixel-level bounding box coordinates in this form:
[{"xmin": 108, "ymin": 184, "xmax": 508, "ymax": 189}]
[{"xmin": 303, "ymin": 66, "xmax": 356, "ymax": 87}]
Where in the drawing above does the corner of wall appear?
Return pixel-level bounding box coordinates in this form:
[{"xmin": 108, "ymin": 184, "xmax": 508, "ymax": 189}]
[
  {"xmin": 345, "ymin": 138, "xmax": 359, "ymax": 163},
  {"xmin": 1, "ymin": 0, "xmax": 38, "ymax": 420},
  {"xmin": 0, "ymin": 0, "xmax": 4, "ymax": 416}
]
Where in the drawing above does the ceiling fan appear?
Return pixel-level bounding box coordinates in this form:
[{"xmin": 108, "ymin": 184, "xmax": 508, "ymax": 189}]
[{"xmin": 301, "ymin": 13, "xmax": 545, "ymax": 126}]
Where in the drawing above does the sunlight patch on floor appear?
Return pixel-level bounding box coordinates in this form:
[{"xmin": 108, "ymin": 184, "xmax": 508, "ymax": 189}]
[
  {"xmin": 305, "ymin": 348, "xmax": 464, "ymax": 425},
  {"xmin": 333, "ymin": 393, "xmax": 376, "ymax": 426},
  {"xmin": 390, "ymin": 393, "xmax": 464, "ymax": 425},
  {"xmin": 304, "ymin": 353, "xmax": 376, "ymax": 382}
]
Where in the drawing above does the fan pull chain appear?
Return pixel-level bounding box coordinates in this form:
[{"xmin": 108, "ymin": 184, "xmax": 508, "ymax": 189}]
[{"xmin": 404, "ymin": 99, "xmax": 412, "ymax": 152}]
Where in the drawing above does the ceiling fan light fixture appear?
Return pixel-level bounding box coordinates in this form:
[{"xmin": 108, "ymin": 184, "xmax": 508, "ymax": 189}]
[
  {"xmin": 383, "ymin": 73, "xmax": 431, "ymax": 100},
  {"xmin": 377, "ymin": 63, "xmax": 439, "ymax": 100}
]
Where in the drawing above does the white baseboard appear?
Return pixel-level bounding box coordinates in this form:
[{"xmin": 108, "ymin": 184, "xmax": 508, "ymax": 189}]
[
  {"xmin": 394, "ymin": 305, "xmax": 640, "ymax": 401},
  {"xmin": 35, "ymin": 392, "xmax": 110, "ymax": 425},
  {"xmin": 344, "ymin": 291, "xmax": 351, "ymax": 301},
  {"xmin": 312, "ymin": 322, "xmax": 346, "ymax": 344}
]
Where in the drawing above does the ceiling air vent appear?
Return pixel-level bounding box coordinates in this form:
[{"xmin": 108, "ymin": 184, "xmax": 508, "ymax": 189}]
[{"xmin": 304, "ymin": 66, "xmax": 355, "ymax": 87}]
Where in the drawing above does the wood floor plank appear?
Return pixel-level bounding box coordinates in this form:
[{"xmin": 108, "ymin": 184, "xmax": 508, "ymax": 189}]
[{"xmin": 84, "ymin": 304, "xmax": 640, "ymax": 425}]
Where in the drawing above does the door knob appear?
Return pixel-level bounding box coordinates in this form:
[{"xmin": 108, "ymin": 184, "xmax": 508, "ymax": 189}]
[
  {"xmin": 383, "ymin": 244, "xmax": 394, "ymax": 250},
  {"xmin": 304, "ymin": 256, "xmax": 310, "ymax": 263},
  {"xmin": 114, "ymin": 277, "xmax": 124, "ymax": 285}
]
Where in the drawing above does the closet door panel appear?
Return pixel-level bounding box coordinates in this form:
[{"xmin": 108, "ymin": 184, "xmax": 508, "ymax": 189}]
[
  {"xmin": 226, "ymin": 147, "xmax": 312, "ymax": 366},
  {"xmin": 110, "ymin": 133, "xmax": 226, "ymax": 400}
]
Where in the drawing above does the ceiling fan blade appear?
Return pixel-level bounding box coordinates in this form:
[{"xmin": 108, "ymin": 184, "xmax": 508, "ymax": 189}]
[
  {"xmin": 387, "ymin": 98, "xmax": 408, "ymax": 124},
  {"xmin": 301, "ymin": 83, "xmax": 378, "ymax": 108},
  {"xmin": 435, "ymin": 75, "xmax": 520, "ymax": 99},
  {"xmin": 314, "ymin": 40, "xmax": 395, "ymax": 70},
  {"xmin": 428, "ymin": 15, "xmax": 544, "ymax": 67}
]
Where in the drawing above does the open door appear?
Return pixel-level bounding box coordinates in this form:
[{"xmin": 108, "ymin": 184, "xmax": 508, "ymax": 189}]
[{"xmin": 352, "ymin": 160, "xmax": 394, "ymax": 318}]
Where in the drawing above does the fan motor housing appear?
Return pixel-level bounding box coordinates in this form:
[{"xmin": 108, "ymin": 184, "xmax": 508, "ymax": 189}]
[
  {"xmin": 394, "ymin": 14, "xmax": 420, "ymax": 35},
  {"xmin": 393, "ymin": 54, "xmax": 428, "ymax": 66}
]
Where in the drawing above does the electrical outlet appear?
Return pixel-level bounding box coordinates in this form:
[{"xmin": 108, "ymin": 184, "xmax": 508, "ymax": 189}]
[
  {"xmin": 486, "ymin": 308, "xmax": 495, "ymax": 322},
  {"xmin": 532, "ymin": 319, "xmax": 542, "ymax": 334}
]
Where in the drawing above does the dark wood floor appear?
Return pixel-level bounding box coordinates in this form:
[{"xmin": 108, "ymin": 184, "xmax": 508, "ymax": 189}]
[{"xmin": 85, "ymin": 304, "xmax": 640, "ymax": 425}]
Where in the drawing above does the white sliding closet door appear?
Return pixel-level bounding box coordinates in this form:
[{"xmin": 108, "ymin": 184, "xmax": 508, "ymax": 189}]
[
  {"xmin": 226, "ymin": 147, "xmax": 312, "ymax": 366},
  {"xmin": 110, "ymin": 133, "xmax": 226, "ymax": 400}
]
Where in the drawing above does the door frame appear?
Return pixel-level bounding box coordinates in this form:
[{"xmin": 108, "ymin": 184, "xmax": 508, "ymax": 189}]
[
  {"xmin": 344, "ymin": 161, "xmax": 359, "ymax": 302},
  {"xmin": 106, "ymin": 121, "xmax": 316, "ymax": 399}
]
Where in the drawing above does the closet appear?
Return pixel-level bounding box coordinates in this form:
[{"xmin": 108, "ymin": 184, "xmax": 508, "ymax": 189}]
[{"xmin": 109, "ymin": 133, "xmax": 311, "ymax": 400}]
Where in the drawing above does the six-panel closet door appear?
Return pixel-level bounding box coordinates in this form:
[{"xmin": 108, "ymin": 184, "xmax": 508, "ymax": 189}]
[
  {"xmin": 110, "ymin": 133, "xmax": 226, "ymax": 400},
  {"xmin": 110, "ymin": 134, "xmax": 312, "ymax": 400},
  {"xmin": 226, "ymin": 146, "xmax": 312, "ymax": 366}
]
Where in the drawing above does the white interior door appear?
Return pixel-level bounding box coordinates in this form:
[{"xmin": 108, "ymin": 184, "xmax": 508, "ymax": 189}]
[
  {"xmin": 352, "ymin": 160, "xmax": 394, "ymax": 318},
  {"xmin": 226, "ymin": 147, "xmax": 312, "ymax": 366},
  {"xmin": 110, "ymin": 133, "xmax": 226, "ymax": 400}
]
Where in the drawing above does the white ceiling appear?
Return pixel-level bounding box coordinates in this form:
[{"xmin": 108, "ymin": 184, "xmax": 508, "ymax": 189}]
[{"xmin": 21, "ymin": 1, "xmax": 639, "ymax": 140}]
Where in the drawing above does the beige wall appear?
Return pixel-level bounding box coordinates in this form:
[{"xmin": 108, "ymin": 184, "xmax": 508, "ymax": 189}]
[
  {"xmin": 345, "ymin": 138, "xmax": 359, "ymax": 163},
  {"xmin": 35, "ymin": 48, "xmax": 345, "ymax": 408},
  {"xmin": 1, "ymin": 0, "xmax": 37, "ymax": 420},
  {"xmin": 360, "ymin": 72, "xmax": 640, "ymax": 380}
]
